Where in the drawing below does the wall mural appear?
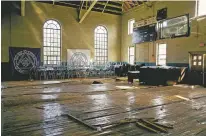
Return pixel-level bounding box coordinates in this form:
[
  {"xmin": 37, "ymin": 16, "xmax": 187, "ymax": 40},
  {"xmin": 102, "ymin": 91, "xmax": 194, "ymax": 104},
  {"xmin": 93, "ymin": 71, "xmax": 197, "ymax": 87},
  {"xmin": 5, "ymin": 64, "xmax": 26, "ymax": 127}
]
[{"xmin": 67, "ymin": 49, "xmax": 90, "ymax": 68}]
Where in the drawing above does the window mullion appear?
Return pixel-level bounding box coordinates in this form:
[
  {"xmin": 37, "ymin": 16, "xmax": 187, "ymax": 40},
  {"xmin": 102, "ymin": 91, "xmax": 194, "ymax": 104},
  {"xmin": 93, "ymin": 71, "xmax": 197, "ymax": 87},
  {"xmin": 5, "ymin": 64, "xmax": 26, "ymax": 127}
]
[{"xmin": 43, "ymin": 20, "xmax": 61, "ymax": 65}]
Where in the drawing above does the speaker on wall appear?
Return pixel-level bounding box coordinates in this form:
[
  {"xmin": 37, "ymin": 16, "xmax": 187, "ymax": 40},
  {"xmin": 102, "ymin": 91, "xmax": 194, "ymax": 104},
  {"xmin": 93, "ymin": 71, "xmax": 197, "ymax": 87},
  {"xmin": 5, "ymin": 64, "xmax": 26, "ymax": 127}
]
[{"xmin": 157, "ymin": 8, "xmax": 167, "ymax": 21}]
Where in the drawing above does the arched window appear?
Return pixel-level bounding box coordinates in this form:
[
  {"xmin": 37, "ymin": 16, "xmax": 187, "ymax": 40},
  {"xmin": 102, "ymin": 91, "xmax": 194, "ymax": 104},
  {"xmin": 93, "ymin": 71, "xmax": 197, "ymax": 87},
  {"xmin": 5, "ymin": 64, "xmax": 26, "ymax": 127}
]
[
  {"xmin": 94, "ymin": 26, "xmax": 108, "ymax": 65},
  {"xmin": 43, "ymin": 19, "xmax": 61, "ymax": 65}
]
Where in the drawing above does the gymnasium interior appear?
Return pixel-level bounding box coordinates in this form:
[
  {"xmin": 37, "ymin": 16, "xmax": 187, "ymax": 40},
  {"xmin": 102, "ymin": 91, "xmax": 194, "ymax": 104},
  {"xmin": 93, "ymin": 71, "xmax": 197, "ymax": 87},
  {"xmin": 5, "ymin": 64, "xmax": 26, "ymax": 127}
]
[{"xmin": 1, "ymin": 0, "xmax": 206, "ymax": 135}]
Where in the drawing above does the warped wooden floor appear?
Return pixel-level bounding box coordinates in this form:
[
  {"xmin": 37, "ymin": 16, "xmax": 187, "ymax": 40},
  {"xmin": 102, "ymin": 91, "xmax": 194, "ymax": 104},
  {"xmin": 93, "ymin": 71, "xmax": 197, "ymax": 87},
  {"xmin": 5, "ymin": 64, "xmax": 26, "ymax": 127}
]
[{"xmin": 2, "ymin": 78, "xmax": 206, "ymax": 136}]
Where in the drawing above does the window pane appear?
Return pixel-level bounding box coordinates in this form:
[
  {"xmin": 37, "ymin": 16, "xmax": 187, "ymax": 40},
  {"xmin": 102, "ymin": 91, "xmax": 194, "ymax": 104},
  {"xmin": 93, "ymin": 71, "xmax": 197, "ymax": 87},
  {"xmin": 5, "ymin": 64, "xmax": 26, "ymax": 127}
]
[
  {"xmin": 94, "ymin": 26, "xmax": 108, "ymax": 64},
  {"xmin": 128, "ymin": 19, "xmax": 135, "ymax": 35},
  {"xmin": 43, "ymin": 19, "xmax": 61, "ymax": 65},
  {"xmin": 128, "ymin": 47, "xmax": 135, "ymax": 64},
  {"xmin": 198, "ymin": 56, "xmax": 202, "ymax": 60},
  {"xmin": 159, "ymin": 60, "xmax": 166, "ymax": 65},
  {"xmin": 46, "ymin": 29, "xmax": 50, "ymax": 33},
  {"xmin": 157, "ymin": 44, "xmax": 167, "ymax": 65},
  {"xmin": 53, "ymin": 48, "xmax": 57, "ymax": 51},
  {"xmin": 159, "ymin": 49, "xmax": 166, "ymax": 54},
  {"xmin": 198, "ymin": 0, "xmax": 206, "ymax": 16},
  {"xmin": 159, "ymin": 55, "xmax": 166, "ymax": 59},
  {"xmin": 130, "ymin": 56, "xmax": 134, "ymax": 65}
]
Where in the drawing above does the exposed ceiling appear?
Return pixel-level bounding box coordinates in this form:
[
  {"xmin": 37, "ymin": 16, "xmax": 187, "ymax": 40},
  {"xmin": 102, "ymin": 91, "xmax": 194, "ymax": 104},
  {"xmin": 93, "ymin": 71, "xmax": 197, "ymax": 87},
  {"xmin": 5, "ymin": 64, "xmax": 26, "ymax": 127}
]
[{"xmin": 39, "ymin": 0, "xmax": 148, "ymax": 15}]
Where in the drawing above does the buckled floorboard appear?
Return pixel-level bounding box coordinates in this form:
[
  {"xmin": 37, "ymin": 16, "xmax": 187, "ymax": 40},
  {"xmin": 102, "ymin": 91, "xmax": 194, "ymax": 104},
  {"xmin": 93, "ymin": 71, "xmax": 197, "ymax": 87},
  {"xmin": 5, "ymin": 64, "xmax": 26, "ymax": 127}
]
[{"xmin": 2, "ymin": 78, "xmax": 206, "ymax": 136}]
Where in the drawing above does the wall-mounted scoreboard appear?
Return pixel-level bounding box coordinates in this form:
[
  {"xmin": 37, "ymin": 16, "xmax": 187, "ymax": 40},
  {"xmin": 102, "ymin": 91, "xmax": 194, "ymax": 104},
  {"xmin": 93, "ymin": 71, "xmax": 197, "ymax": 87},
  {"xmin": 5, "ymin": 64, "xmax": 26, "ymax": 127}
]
[
  {"xmin": 132, "ymin": 17, "xmax": 157, "ymax": 44},
  {"xmin": 132, "ymin": 24, "xmax": 156, "ymax": 44},
  {"xmin": 132, "ymin": 14, "xmax": 190, "ymax": 44}
]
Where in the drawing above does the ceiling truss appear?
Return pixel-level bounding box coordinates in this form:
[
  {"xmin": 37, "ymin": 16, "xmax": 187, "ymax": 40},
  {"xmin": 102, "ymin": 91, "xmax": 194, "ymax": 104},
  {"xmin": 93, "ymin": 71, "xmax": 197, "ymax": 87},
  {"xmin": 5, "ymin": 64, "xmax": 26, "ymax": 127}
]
[
  {"xmin": 39, "ymin": 0, "xmax": 147, "ymax": 15},
  {"xmin": 79, "ymin": 0, "xmax": 97, "ymax": 23},
  {"xmin": 38, "ymin": 0, "xmax": 148, "ymax": 22}
]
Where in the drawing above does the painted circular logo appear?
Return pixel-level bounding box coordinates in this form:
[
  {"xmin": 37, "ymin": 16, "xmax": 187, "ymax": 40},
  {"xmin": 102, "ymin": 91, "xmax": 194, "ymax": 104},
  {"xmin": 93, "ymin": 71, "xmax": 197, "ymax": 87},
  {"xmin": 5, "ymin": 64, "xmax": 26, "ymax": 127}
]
[
  {"xmin": 13, "ymin": 50, "xmax": 38, "ymax": 74},
  {"xmin": 70, "ymin": 52, "xmax": 88, "ymax": 68}
]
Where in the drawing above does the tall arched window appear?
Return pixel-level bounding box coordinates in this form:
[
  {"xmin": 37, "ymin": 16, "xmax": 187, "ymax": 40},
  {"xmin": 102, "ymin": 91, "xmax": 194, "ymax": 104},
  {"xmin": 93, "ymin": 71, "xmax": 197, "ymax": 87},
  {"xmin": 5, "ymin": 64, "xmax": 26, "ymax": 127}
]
[
  {"xmin": 43, "ymin": 19, "xmax": 61, "ymax": 65},
  {"xmin": 94, "ymin": 26, "xmax": 108, "ymax": 65}
]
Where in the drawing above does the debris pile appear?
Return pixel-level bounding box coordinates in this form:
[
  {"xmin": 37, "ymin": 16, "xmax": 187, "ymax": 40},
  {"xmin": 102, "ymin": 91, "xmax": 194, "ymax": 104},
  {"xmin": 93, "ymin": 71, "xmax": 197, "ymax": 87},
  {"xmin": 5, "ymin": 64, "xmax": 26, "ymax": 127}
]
[
  {"xmin": 115, "ymin": 118, "xmax": 173, "ymax": 133},
  {"xmin": 62, "ymin": 112, "xmax": 173, "ymax": 134},
  {"xmin": 92, "ymin": 81, "xmax": 103, "ymax": 84}
]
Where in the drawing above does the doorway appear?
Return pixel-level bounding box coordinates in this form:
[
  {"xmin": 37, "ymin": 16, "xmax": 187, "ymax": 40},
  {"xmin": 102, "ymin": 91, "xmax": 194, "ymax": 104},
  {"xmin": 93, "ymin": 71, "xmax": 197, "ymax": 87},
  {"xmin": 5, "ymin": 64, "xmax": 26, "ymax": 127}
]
[
  {"xmin": 189, "ymin": 51, "xmax": 206, "ymax": 86},
  {"xmin": 156, "ymin": 43, "xmax": 167, "ymax": 66}
]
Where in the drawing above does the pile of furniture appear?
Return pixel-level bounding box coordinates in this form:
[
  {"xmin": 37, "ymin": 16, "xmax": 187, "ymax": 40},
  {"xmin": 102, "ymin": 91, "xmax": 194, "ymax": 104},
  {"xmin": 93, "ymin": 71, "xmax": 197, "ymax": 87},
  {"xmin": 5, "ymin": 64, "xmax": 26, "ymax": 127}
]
[{"xmin": 139, "ymin": 66, "xmax": 185, "ymax": 85}]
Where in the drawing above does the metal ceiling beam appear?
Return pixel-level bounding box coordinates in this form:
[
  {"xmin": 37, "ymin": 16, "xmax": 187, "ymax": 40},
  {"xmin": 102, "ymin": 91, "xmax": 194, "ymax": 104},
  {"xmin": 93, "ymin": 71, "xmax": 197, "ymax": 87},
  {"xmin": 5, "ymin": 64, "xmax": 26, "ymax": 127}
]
[
  {"xmin": 133, "ymin": 0, "xmax": 138, "ymax": 5},
  {"xmin": 122, "ymin": 2, "xmax": 124, "ymax": 12},
  {"xmin": 123, "ymin": 1, "xmax": 153, "ymax": 14},
  {"xmin": 127, "ymin": 0, "xmax": 135, "ymax": 6},
  {"xmin": 78, "ymin": 0, "xmax": 84, "ymax": 20},
  {"xmin": 94, "ymin": 6, "xmax": 122, "ymax": 14},
  {"xmin": 40, "ymin": 0, "xmax": 121, "ymax": 15},
  {"xmin": 124, "ymin": 1, "xmax": 131, "ymax": 10},
  {"xmin": 125, "ymin": 1, "xmax": 132, "ymax": 9},
  {"xmin": 123, "ymin": 3, "xmax": 128, "ymax": 11},
  {"xmin": 111, "ymin": 1, "xmax": 123, "ymax": 5},
  {"xmin": 102, "ymin": 0, "xmax": 109, "ymax": 13},
  {"xmin": 80, "ymin": 1, "xmax": 85, "ymax": 10},
  {"xmin": 21, "ymin": 0, "xmax": 25, "ymax": 16},
  {"xmin": 97, "ymin": 1, "xmax": 122, "ymax": 9},
  {"xmin": 57, "ymin": 1, "xmax": 120, "ymax": 15},
  {"xmin": 79, "ymin": 0, "xmax": 97, "ymax": 23},
  {"xmin": 86, "ymin": 1, "xmax": 88, "ymax": 9},
  {"xmin": 137, "ymin": 0, "xmax": 143, "ymax": 5},
  {"xmin": 58, "ymin": 1, "xmax": 79, "ymax": 7}
]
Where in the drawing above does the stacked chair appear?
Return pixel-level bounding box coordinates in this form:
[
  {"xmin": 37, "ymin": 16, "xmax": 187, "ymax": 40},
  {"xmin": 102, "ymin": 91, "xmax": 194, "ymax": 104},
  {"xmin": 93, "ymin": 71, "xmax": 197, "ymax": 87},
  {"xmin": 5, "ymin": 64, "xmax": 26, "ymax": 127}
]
[{"xmin": 34, "ymin": 61, "xmax": 116, "ymax": 80}]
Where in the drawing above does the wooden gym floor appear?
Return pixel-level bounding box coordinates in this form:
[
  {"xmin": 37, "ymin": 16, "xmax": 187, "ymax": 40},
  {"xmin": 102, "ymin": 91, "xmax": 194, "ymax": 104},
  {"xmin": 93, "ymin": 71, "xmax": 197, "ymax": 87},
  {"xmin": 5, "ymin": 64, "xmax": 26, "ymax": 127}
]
[{"xmin": 1, "ymin": 78, "xmax": 206, "ymax": 136}]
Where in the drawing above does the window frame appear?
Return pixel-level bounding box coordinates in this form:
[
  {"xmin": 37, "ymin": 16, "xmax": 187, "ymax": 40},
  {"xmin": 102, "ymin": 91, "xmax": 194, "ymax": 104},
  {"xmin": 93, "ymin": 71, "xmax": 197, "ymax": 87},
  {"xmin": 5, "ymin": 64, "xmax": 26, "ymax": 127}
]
[
  {"xmin": 156, "ymin": 43, "xmax": 167, "ymax": 66},
  {"xmin": 94, "ymin": 25, "xmax": 108, "ymax": 65},
  {"xmin": 128, "ymin": 19, "xmax": 135, "ymax": 35},
  {"xmin": 43, "ymin": 19, "xmax": 62, "ymax": 65},
  {"xmin": 196, "ymin": 0, "xmax": 206, "ymax": 17},
  {"xmin": 192, "ymin": 54, "xmax": 203, "ymax": 66},
  {"xmin": 128, "ymin": 46, "xmax": 135, "ymax": 65}
]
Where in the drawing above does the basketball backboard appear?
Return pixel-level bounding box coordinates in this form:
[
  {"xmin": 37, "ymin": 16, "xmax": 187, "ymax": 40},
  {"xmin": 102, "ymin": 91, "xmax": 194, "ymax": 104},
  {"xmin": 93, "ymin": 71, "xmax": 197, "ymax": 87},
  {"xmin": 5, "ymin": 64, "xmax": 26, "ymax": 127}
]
[{"xmin": 157, "ymin": 14, "xmax": 190, "ymax": 39}]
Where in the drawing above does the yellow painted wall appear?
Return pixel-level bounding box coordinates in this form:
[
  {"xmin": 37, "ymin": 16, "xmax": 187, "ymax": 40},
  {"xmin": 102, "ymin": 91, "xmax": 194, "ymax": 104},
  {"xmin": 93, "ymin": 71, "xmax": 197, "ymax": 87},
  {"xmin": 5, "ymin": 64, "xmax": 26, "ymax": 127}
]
[
  {"xmin": 121, "ymin": 1, "xmax": 206, "ymax": 64},
  {"xmin": 1, "ymin": 1, "xmax": 121, "ymax": 62},
  {"xmin": 2, "ymin": 1, "xmax": 206, "ymax": 65}
]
